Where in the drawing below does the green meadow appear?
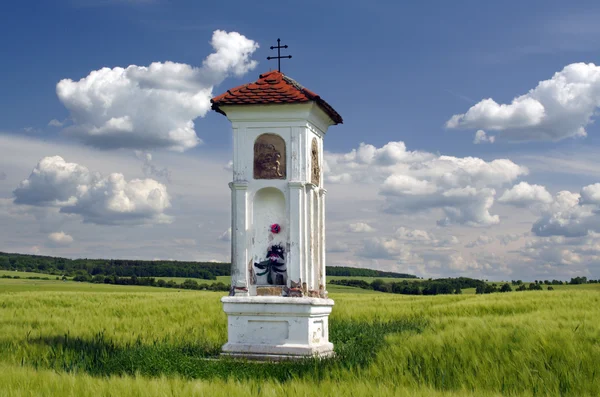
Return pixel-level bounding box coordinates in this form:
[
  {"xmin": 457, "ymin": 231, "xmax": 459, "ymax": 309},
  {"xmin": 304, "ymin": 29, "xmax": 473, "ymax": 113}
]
[{"xmin": 0, "ymin": 277, "xmax": 599, "ymax": 396}]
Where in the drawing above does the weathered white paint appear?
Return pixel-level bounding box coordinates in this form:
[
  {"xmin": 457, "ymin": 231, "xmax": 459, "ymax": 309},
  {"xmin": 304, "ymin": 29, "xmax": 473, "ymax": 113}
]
[
  {"xmin": 221, "ymin": 296, "xmax": 334, "ymax": 359},
  {"xmin": 220, "ymin": 101, "xmax": 336, "ymax": 359}
]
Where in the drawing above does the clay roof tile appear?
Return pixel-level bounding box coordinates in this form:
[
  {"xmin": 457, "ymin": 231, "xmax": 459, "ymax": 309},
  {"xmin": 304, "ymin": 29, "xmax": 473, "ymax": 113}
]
[{"xmin": 211, "ymin": 71, "xmax": 342, "ymax": 124}]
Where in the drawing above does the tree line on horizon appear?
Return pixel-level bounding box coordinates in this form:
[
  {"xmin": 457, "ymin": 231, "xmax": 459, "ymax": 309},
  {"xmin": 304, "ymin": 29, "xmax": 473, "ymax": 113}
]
[
  {"xmin": 331, "ymin": 276, "xmax": 600, "ymax": 296},
  {"xmin": 0, "ymin": 251, "xmax": 416, "ymax": 280}
]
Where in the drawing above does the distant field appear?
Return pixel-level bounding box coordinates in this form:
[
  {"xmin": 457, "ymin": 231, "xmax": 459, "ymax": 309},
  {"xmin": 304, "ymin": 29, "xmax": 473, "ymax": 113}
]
[
  {"xmin": 327, "ymin": 275, "xmax": 419, "ymax": 283},
  {"xmin": 0, "ymin": 277, "xmax": 174, "ymax": 293},
  {"xmin": 0, "ymin": 270, "xmax": 62, "ymax": 279},
  {"xmin": 0, "ymin": 278, "xmax": 598, "ymax": 396},
  {"xmin": 154, "ymin": 275, "xmax": 230, "ymax": 284},
  {"xmin": 3, "ymin": 270, "xmax": 597, "ymax": 295}
]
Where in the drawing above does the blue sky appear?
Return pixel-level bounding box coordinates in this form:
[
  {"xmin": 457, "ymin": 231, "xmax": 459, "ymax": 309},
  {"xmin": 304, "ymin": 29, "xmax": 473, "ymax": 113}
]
[
  {"xmin": 5, "ymin": 0, "xmax": 600, "ymax": 153},
  {"xmin": 2, "ymin": 0, "xmax": 600, "ymax": 280}
]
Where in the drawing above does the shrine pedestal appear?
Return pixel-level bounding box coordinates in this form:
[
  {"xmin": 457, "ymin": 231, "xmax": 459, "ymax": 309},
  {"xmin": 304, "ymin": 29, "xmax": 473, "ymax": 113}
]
[{"xmin": 221, "ymin": 296, "xmax": 335, "ymax": 360}]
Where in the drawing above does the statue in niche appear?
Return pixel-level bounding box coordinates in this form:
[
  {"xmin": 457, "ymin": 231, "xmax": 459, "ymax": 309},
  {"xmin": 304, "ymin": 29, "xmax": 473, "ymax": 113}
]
[
  {"xmin": 254, "ymin": 134, "xmax": 286, "ymax": 179},
  {"xmin": 311, "ymin": 138, "xmax": 320, "ymax": 186},
  {"xmin": 254, "ymin": 244, "xmax": 287, "ymax": 285}
]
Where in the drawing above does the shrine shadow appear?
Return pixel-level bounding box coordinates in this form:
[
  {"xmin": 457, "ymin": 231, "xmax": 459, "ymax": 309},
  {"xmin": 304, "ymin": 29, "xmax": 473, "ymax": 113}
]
[{"xmin": 27, "ymin": 318, "xmax": 427, "ymax": 382}]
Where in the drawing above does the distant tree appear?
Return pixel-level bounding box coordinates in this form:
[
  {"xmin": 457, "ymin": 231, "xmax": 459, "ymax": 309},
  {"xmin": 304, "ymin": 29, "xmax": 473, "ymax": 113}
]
[
  {"xmin": 569, "ymin": 277, "xmax": 587, "ymax": 285},
  {"xmin": 548, "ymin": 286, "xmax": 554, "ymax": 291},
  {"xmin": 500, "ymin": 283, "xmax": 512, "ymax": 292},
  {"xmin": 371, "ymin": 279, "xmax": 386, "ymax": 292},
  {"xmin": 516, "ymin": 284, "xmax": 527, "ymax": 291}
]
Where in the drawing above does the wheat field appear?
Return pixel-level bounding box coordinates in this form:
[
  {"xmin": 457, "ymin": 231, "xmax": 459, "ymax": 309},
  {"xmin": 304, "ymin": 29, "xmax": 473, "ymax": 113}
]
[{"xmin": 0, "ymin": 278, "xmax": 599, "ymax": 396}]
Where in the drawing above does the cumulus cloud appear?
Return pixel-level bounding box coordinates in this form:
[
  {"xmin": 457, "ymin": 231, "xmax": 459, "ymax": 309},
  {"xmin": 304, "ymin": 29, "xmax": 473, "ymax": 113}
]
[
  {"xmin": 348, "ymin": 222, "xmax": 376, "ymax": 233},
  {"xmin": 47, "ymin": 231, "xmax": 74, "ymax": 246},
  {"xmin": 498, "ymin": 182, "xmax": 553, "ymax": 207},
  {"xmin": 530, "ymin": 186, "xmax": 600, "ymax": 237},
  {"xmin": 13, "ymin": 156, "xmax": 94, "ymax": 206},
  {"xmin": 56, "ymin": 30, "xmax": 258, "ymax": 151},
  {"xmin": 13, "ymin": 156, "xmax": 170, "ymax": 225},
  {"xmin": 521, "ymin": 236, "xmax": 583, "ymax": 267},
  {"xmin": 447, "ymin": 62, "xmax": 600, "ymax": 142},
  {"xmin": 325, "ymin": 141, "xmax": 527, "ymax": 226},
  {"xmin": 473, "ymin": 130, "xmax": 495, "ymax": 144},
  {"xmin": 580, "ymin": 183, "xmax": 600, "ymax": 205},
  {"xmin": 447, "ymin": 253, "xmax": 490, "ymax": 272},
  {"xmin": 357, "ymin": 237, "xmax": 421, "ymax": 264},
  {"xmin": 512, "ymin": 233, "xmax": 600, "ymax": 279}
]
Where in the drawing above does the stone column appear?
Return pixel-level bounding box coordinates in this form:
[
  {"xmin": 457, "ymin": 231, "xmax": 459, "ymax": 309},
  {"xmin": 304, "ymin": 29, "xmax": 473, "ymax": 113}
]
[
  {"xmin": 307, "ymin": 184, "xmax": 315, "ymax": 293},
  {"xmin": 288, "ymin": 181, "xmax": 305, "ymax": 288},
  {"xmin": 319, "ymin": 188, "xmax": 327, "ymax": 297},
  {"xmin": 229, "ymin": 181, "xmax": 248, "ymax": 296}
]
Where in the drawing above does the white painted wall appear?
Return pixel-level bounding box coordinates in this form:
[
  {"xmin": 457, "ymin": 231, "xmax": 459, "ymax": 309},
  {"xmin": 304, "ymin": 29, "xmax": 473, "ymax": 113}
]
[{"xmin": 222, "ymin": 102, "xmax": 334, "ymax": 296}]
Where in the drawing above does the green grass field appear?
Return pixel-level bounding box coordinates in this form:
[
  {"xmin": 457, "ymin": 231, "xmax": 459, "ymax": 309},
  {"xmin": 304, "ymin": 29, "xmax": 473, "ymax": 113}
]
[{"xmin": 0, "ymin": 277, "xmax": 598, "ymax": 396}]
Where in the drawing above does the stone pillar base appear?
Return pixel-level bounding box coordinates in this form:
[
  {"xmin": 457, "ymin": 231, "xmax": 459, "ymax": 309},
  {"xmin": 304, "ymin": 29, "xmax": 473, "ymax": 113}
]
[{"xmin": 221, "ymin": 296, "xmax": 334, "ymax": 360}]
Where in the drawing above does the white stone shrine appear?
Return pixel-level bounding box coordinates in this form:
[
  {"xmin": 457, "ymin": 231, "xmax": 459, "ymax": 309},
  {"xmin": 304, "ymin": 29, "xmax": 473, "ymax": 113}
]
[{"xmin": 211, "ymin": 70, "xmax": 343, "ymax": 360}]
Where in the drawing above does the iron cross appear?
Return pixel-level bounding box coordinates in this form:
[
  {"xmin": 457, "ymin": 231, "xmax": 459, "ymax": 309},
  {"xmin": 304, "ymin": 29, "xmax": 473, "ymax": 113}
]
[{"xmin": 267, "ymin": 38, "xmax": 292, "ymax": 72}]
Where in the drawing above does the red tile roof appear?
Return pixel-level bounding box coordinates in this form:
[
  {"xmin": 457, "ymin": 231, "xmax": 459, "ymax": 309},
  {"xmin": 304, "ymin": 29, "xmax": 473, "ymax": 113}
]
[{"xmin": 211, "ymin": 71, "xmax": 343, "ymax": 125}]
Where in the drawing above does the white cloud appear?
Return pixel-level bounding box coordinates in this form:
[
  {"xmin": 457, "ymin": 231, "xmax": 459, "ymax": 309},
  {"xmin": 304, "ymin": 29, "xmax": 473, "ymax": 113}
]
[
  {"xmin": 13, "ymin": 156, "xmax": 94, "ymax": 206},
  {"xmin": 13, "ymin": 156, "xmax": 171, "ymax": 225},
  {"xmin": 511, "ymin": 232, "xmax": 600, "ymax": 279},
  {"xmin": 465, "ymin": 235, "xmax": 495, "ymax": 248},
  {"xmin": 447, "ymin": 254, "xmax": 488, "ymax": 272},
  {"xmin": 498, "ymin": 182, "xmax": 554, "ymax": 207},
  {"xmin": 447, "ymin": 62, "xmax": 600, "ymax": 142},
  {"xmin": 473, "ymin": 130, "xmax": 495, "ymax": 144},
  {"xmin": 48, "ymin": 119, "xmax": 65, "ymax": 127},
  {"xmin": 395, "ymin": 227, "xmax": 433, "ymax": 241},
  {"xmin": 48, "ymin": 231, "xmax": 74, "ymax": 246},
  {"xmin": 56, "ymin": 30, "xmax": 258, "ymax": 151},
  {"xmin": 580, "ymin": 183, "xmax": 600, "ymax": 205},
  {"xmin": 395, "ymin": 226, "xmax": 459, "ymax": 247},
  {"xmin": 357, "ymin": 237, "xmax": 421, "ymax": 264},
  {"xmin": 497, "ymin": 233, "xmax": 523, "ymax": 245},
  {"xmin": 218, "ymin": 227, "xmax": 231, "ymax": 241},
  {"xmin": 134, "ymin": 151, "xmax": 172, "ymax": 182},
  {"xmin": 22, "ymin": 127, "xmax": 41, "ymax": 134},
  {"xmin": 521, "ymin": 236, "xmax": 583, "ymax": 267},
  {"xmin": 325, "ymin": 141, "xmax": 527, "ymax": 226},
  {"xmin": 530, "ymin": 186, "xmax": 600, "ymax": 237},
  {"xmin": 347, "ymin": 222, "xmax": 376, "ymax": 233}
]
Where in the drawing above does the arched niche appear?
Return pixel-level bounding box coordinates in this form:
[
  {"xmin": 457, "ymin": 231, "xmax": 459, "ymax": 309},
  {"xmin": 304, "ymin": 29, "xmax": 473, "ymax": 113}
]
[
  {"xmin": 251, "ymin": 187, "xmax": 287, "ymax": 286},
  {"xmin": 254, "ymin": 133, "xmax": 286, "ymax": 180}
]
